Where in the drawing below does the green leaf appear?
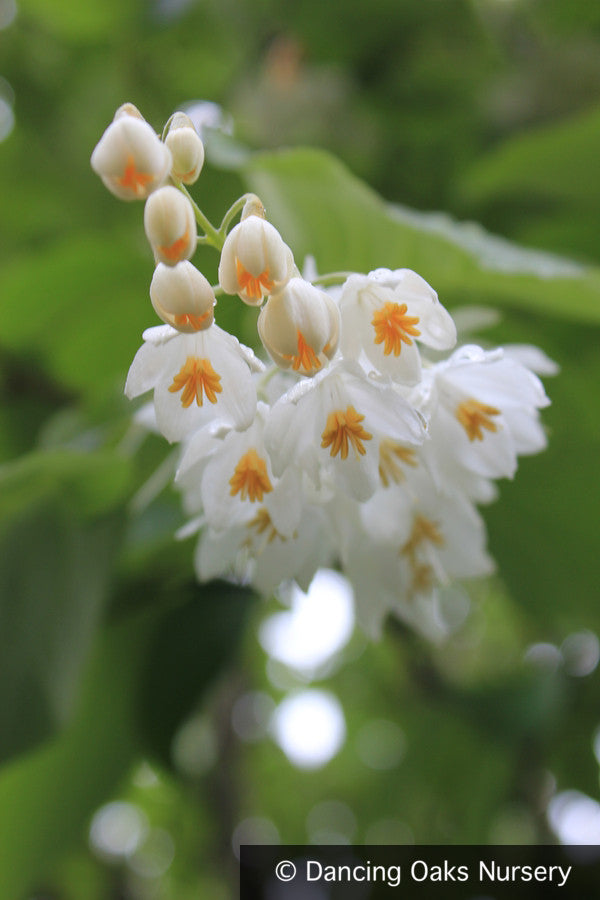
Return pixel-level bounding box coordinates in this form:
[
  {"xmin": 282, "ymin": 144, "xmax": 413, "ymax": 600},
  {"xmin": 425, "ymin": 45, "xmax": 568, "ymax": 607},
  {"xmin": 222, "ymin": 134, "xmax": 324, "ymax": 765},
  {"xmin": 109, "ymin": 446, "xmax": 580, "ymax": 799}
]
[
  {"xmin": 484, "ymin": 317, "xmax": 600, "ymax": 633},
  {"xmin": 18, "ymin": 0, "xmax": 132, "ymax": 41},
  {"xmin": 0, "ymin": 450, "xmax": 132, "ymax": 761},
  {"xmin": 0, "ymin": 230, "xmax": 152, "ymax": 397},
  {"xmin": 138, "ymin": 580, "xmax": 255, "ymax": 765},
  {"xmin": 243, "ymin": 147, "xmax": 600, "ymax": 324},
  {"xmin": 0, "ymin": 448, "xmax": 133, "ymax": 520},
  {"xmin": 457, "ymin": 105, "xmax": 600, "ymax": 259},
  {"xmin": 460, "ymin": 105, "xmax": 600, "ymax": 210},
  {"xmin": 0, "ymin": 609, "xmax": 156, "ymax": 900}
]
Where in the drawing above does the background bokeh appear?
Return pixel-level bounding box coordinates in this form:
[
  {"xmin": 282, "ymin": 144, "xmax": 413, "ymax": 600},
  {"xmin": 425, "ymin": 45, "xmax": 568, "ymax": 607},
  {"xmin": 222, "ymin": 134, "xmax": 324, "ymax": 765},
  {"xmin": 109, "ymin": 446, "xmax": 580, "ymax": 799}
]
[{"xmin": 1, "ymin": 0, "xmax": 600, "ymax": 897}]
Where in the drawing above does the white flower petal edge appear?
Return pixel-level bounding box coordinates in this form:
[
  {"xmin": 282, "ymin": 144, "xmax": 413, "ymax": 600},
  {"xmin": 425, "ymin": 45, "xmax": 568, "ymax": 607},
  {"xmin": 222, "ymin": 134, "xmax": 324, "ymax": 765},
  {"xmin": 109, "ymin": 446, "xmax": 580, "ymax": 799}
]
[{"xmin": 125, "ymin": 323, "xmax": 261, "ymax": 441}]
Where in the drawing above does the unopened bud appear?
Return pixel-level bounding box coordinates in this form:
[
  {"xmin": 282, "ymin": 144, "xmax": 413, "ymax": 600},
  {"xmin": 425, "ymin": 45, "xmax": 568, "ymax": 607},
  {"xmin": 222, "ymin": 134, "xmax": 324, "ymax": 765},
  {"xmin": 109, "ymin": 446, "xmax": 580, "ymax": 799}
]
[
  {"xmin": 165, "ymin": 113, "xmax": 205, "ymax": 185},
  {"xmin": 218, "ymin": 214, "xmax": 295, "ymax": 306},
  {"xmin": 114, "ymin": 103, "xmax": 145, "ymax": 121},
  {"xmin": 258, "ymin": 277, "xmax": 340, "ymax": 376},
  {"xmin": 91, "ymin": 112, "xmax": 171, "ymax": 201},
  {"xmin": 144, "ymin": 185, "xmax": 197, "ymax": 266},
  {"xmin": 150, "ymin": 261, "xmax": 215, "ymax": 332},
  {"xmin": 241, "ymin": 196, "xmax": 266, "ymax": 220}
]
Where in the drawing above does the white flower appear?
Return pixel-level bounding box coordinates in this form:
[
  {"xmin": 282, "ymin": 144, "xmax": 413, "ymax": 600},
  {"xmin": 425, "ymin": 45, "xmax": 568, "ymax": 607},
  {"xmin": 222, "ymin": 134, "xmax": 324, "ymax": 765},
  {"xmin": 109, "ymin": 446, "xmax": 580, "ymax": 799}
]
[
  {"xmin": 144, "ymin": 185, "xmax": 197, "ymax": 266},
  {"xmin": 176, "ymin": 403, "xmax": 303, "ymax": 538},
  {"xmin": 258, "ymin": 277, "xmax": 340, "ymax": 376},
  {"xmin": 342, "ymin": 470, "xmax": 494, "ymax": 638},
  {"xmin": 218, "ymin": 203, "xmax": 295, "ymax": 306},
  {"xmin": 265, "ymin": 360, "xmax": 426, "ymax": 502},
  {"xmin": 124, "ymin": 323, "xmax": 263, "ymax": 441},
  {"xmin": 173, "ymin": 423, "xmax": 225, "ymax": 514},
  {"xmin": 339, "ymin": 268, "xmax": 456, "ymax": 384},
  {"xmin": 421, "ymin": 344, "xmax": 550, "ymax": 486},
  {"xmin": 193, "ymin": 501, "xmax": 335, "ymax": 597},
  {"xmin": 91, "ymin": 110, "xmax": 172, "ymax": 201},
  {"xmin": 150, "ymin": 261, "xmax": 215, "ymax": 332},
  {"xmin": 165, "ymin": 112, "xmax": 205, "ymax": 185}
]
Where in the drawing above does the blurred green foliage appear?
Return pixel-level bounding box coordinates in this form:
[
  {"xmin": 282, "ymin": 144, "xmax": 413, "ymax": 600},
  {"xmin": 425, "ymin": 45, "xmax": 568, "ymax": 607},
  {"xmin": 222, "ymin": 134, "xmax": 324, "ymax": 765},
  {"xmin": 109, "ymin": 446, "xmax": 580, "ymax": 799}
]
[{"xmin": 1, "ymin": 0, "xmax": 600, "ymax": 897}]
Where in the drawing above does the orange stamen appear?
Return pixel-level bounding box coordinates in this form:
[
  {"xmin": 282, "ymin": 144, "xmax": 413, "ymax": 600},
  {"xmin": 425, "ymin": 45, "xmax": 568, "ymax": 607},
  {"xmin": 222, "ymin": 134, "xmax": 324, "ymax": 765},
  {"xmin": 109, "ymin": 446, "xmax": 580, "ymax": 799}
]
[
  {"xmin": 245, "ymin": 507, "xmax": 285, "ymax": 545},
  {"xmin": 401, "ymin": 514, "xmax": 444, "ymax": 560},
  {"xmin": 235, "ymin": 259, "xmax": 274, "ymax": 301},
  {"xmin": 371, "ymin": 302, "xmax": 421, "ymax": 356},
  {"xmin": 321, "ymin": 406, "xmax": 372, "ymax": 460},
  {"xmin": 116, "ymin": 154, "xmax": 154, "ymax": 196},
  {"xmin": 159, "ymin": 227, "xmax": 191, "ymax": 263},
  {"xmin": 168, "ymin": 356, "xmax": 222, "ymax": 408},
  {"xmin": 173, "ymin": 310, "xmax": 212, "ymax": 331},
  {"xmin": 411, "ymin": 562, "xmax": 435, "ymax": 593},
  {"xmin": 229, "ymin": 448, "xmax": 273, "ymax": 502},
  {"xmin": 378, "ymin": 440, "xmax": 418, "ymax": 487},
  {"xmin": 283, "ymin": 330, "xmax": 322, "ymax": 373},
  {"xmin": 456, "ymin": 398, "xmax": 500, "ymax": 441}
]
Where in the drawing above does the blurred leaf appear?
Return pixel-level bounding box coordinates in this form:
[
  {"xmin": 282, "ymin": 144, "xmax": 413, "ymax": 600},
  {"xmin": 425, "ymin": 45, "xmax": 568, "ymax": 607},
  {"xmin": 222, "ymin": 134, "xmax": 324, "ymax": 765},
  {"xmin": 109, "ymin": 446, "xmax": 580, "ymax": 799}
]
[
  {"xmin": 0, "ymin": 609, "xmax": 156, "ymax": 900},
  {"xmin": 457, "ymin": 105, "xmax": 600, "ymax": 259},
  {"xmin": 0, "ymin": 448, "xmax": 132, "ymax": 520},
  {"xmin": 482, "ymin": 316, "xmax": 600, "ymax": 633},
  {"xmin": 0, "ymin": 449, "xmax": 132, "ymax": 761},
  {"xmin": 18, "ymin": 0, "xmax": 132, "ymax": 41},
  {"xmin": 460, "ymin": 105, "xmax": 600, "ymax": 208},
  {"xmin": 0, "ymin": 229, "xmax": 152, "ymax": 397},
  {"xmin": 138, "ymin": 580, "xmax": 254, "ymax": 765},
  {"xmin": 243, "ymin": 147, "xmax": 600, "ymax": 324},
  {"xmin": 546, "ymin": 672, "xmax": 600, "ymax": 796}
]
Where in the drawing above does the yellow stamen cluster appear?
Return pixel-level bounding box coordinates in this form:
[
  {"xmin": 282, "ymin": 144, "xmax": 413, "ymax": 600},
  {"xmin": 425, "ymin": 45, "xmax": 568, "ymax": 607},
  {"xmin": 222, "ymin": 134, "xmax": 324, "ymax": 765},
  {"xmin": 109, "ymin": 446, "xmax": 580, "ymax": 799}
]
[
  {"xmin": 456, "ymin": 398, "xmax": 500, "ymax": 441},
  {"xmin": 245, "ymin": 507, "xmax": 285, "ymax": 546},
  {"xmin": 235, "ymin": 259, "xmax": 275, "ymax": 303},
  {"xmin": 229, "ymin": 449, "xmax": 273, "ymax": 502},
  {"xmin": 158, "ymin": 228, "xmax": 192, "ymax": 263},
  {"xmin": 372, "ymin": 302, "xmax": 421, "ymax": 356},
  {"xmin": 290, "ymin": 330, "xmax": 322, "ymax": 373},
  {"xmin": 378, "ymin": 440, "xmax": 418, "ymax": 487},
  {"xmin": 116, "ymin": 154, "xmax": 154, "ymax": 197},
  {"xmin": 169, "ymin": 356, "xmax": 222, "ymax": 407},
  {"xmin": 172, "ymin": 311, "xmax": 212, "ymax": 331},
  {"xmin": 321, "ymin": 406, "xmax": 373, "ymax": 460},
  {"xmin": 401, "ymin": 515, "xmax": 444, "ymax": 560},
  {"xmin": 401, "ymin": 514, "xmax": 445, "ymax": 596}
]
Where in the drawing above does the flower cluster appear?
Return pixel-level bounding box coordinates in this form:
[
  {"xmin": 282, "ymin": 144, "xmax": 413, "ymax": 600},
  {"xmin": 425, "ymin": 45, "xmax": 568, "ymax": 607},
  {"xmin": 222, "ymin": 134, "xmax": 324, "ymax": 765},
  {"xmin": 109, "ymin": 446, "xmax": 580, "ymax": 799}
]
[{"xmin": 92, "ymin": 104, "xmax": 553, "ymax": 639}]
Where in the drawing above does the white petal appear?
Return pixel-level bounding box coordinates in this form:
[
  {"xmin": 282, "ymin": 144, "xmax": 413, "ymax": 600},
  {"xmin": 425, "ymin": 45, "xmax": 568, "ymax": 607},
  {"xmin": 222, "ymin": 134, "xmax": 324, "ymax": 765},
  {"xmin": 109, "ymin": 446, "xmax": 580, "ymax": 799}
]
[
  {"xmin": 408, "ymin": 295, "xmax": 457, "ymax": 350},
  {"xmin": 503, "ymin": 343, "xmax": 560, "ymax": 376},
  {"xmin": 124, "ymin": 341, "xmax": 165, "ymax": 399},
  {"xmin": 264, "ymin": 465, "xmax": 304, "ymax": 537},
  {"xmin": 434, "ymin": 403, "xmax": 517, "ymax": 479}
]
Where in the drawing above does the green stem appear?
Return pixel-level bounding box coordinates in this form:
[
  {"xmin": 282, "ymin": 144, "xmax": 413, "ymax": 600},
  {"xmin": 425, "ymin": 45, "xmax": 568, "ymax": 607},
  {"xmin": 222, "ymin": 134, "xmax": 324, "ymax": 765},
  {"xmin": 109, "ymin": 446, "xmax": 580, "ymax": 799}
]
[
  {"xmin": 311, "ymin": 271, "xmax": 355, "ymax": 287},
  {"xmin": 171, "ymin": 177, "xmax": 223, "ymax": 250},
  {"xmin": 161, "ymin": 114, "xmax": 176, "ymax": 141},
  {"xmin": 218, "ymin": 193, "xmax": 257, "ymax": 237}
]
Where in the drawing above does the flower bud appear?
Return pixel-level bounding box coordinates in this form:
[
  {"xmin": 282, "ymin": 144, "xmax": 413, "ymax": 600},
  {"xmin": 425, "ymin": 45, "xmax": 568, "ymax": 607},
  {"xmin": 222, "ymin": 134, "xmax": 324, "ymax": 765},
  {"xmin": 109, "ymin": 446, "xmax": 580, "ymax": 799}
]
[
  {"xmin": 91, "ymin": 111, "xmax": 172, "ymax": 201},
  {"xmin": 144, "ymin": 185, "xmax": 197, "ymax": 266},
  {"xmin": 218, "ymin": 213, "xmax": 295, "ymax": 306},
  {"xmin": 165, "ymin": 113, "xmax": 205, "ymax": 185},
  {"xmin": 114, "ymin": 102, "xmax": 145, "ymax": 121},
  {"xmin": 258, "ymin": 277, "xmax": 340, "ymax": 376},
  {"xmin": 150, "ymin": 261, "xmax": 215, "ymax": 332}
]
